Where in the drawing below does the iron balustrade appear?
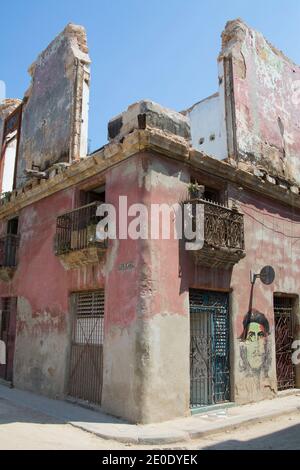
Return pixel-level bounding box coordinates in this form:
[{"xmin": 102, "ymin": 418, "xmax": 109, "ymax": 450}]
[
  {"xmin": 55, "ymin": 202, "xmax": 106, "ymax": 255},
  {"xmin": 0, "ymin": 234, "xmax": 19, "ymax": 268},
  {"xmin": 187, "ymin": 198, "xmax": 245, "ymax": 251}
]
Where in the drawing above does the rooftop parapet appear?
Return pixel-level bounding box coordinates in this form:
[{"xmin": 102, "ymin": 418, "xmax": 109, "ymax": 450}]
[{"xmin": 108, "ymin": 100, "xmax": 190, "ymax": 143}]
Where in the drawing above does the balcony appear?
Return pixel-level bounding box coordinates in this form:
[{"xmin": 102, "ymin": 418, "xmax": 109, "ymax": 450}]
[
  {"xmin": 55, "ymin": 202, "xmax": 107, "ymax": 269},
  {"xmin": 185, "ymin": 199, "xmax": 245, "ymax": 269},
  {"xmin": 0, "ymin": 234, "xmax": 19, "ymax": 281}
]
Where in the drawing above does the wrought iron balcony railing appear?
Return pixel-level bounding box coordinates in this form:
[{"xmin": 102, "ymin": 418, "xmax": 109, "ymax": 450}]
[
  {"xmin": 185, "ymin": 199, "xmax": 245, "ymax": 268},
  {"xmin": 55, "ymin": 202, "xmax": 107, "ymax": 256},
  {"xmin": 0, "ymin": 234, "xmax": 19, "ymax": 268}
]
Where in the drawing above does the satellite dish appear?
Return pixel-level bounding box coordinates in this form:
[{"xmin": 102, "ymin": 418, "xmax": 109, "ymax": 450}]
[{"xmin": 259, "ymin": 266, "xmax": 275, "ymax": 285}]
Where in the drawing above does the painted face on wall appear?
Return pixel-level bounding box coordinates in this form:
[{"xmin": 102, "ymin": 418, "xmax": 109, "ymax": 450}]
[
  {"xmin": 240, "ymin": 310, "xmax": 270, "ymax": 374},
  {"xmin": 245, "ymin": 321, "xmax": 268, "ymax": 370}
]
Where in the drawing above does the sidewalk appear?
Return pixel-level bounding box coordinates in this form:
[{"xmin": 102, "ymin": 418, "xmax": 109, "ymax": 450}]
[{"xmin": 0, "ymin": 384, "xmax": 299, "ymax": 445}]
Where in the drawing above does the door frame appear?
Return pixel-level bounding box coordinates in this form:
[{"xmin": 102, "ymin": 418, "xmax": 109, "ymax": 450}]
[
  {"xmin": 189, "ymin": 288, "xmax": 231, "ymax": 408},
  {"xmin": 273, "ymin": 293, "xmax": 299, "ymax": 391},
  {"xmin": 67, "ymin": 289, "xmax": 105, "ymax": 405},
  {"xmin": 0, "ymin": 297, "xmax": 17, "ymax": 383}
]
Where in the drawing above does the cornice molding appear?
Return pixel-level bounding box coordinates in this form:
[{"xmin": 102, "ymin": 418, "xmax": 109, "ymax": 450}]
[{"xmin": 0, "ymin": 128, "xmax": 299, "ymax": 219}]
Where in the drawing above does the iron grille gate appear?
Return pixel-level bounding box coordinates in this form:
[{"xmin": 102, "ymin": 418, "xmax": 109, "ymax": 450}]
[
  {"xmin": 68, "ymin": 290, "xmax": 105, "ymax": 405},
  {"xmin": 0, "ymin": 297, "xmax": 17, "ymax": 382},
  {"xmin": 274, "ymin": 296, "xmax": 295, "ymax": 391},
  {"xmin": 190, "ymin": 289, "xmax": 230, "ymax": 407}
]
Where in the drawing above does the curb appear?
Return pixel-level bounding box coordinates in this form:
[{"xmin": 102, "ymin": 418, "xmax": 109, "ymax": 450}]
[
  {"xmin": 68, "ymin": 405, "xmax": 300, "ymax": 445},
  {"xmin": 184, "ymin": 406, "xmax": 300, "ymax": 441}
]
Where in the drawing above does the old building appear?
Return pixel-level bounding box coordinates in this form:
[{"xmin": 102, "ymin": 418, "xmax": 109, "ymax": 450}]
[{"xmin": 0, "ymin": 19, "xmax": 299, "ymax": 424}]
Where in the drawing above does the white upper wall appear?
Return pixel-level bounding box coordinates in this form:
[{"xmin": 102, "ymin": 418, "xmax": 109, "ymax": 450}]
[
  {"xmin": 2, "ymin": 138, "xmax": 17, "ymax": 193},
  {"xmin": 184, "ymin": 63, "xmax": 228, "ymax": 160}
]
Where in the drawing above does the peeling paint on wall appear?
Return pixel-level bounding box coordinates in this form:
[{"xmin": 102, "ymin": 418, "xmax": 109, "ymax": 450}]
[
  {"xmin": 15, "ymin": 23, "xmax": 91, "ymax": 188},
  {"xmin": 220, "ymin": 19, "xmax": 300, "ymax": 184}
]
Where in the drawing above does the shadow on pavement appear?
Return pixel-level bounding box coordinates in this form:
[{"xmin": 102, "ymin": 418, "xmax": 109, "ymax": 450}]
[{"xmin": 202, "ymin": 423, "xmax": 300, "ymax": 450}]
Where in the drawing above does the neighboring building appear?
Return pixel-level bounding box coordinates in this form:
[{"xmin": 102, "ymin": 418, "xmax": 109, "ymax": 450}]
[{"xmin": 0, "ymin": 19, "xmax": 299, "ymax": 424}]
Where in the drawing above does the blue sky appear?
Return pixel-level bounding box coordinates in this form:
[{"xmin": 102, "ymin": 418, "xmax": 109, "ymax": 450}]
[{"xmin": 1, "ymin": 0, "xmax": 300, "ymax": 151}]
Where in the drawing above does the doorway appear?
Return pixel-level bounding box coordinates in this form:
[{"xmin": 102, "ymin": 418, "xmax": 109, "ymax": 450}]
[
  {"xmin": 68, "ymin": 290, "xmax": 105, "ymax": 405},
  {"xmin": 0, "ymin": 297, "xmax": 17, "ymax": 382},
  {"xmin": 190, "ymin": 289, "xmax": 230, "ymax": 407},
  {"xmin": 274, "ymin": 295, "xmax": 296, "ymax": 390}
]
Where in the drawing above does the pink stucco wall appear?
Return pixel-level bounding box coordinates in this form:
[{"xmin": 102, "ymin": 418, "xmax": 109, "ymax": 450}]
[
  {"xmin": 221, "ymin": 19, "xmax": 300, "ymax": 184},
  {"xmin": 137, "ymin": 154, "xmax": 300, "ymax": 405},
  {"xmin": 0, "ymin": 150, "xmax": 299, "ymax": 416}
]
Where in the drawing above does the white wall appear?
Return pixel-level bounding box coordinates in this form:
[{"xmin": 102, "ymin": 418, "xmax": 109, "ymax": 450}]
[
  {"xmin": 187, "ymin": 69, "xmax": 228, "ymax": 160},
  {"xmin": 2, "ymin": 138, "xmax": 17, "ymax": 193}
]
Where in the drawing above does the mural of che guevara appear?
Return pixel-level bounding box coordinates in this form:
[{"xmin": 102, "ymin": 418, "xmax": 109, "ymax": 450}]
[{"xmin": 239, "ymin": 309, "xmax": 271, "ymax": 376}]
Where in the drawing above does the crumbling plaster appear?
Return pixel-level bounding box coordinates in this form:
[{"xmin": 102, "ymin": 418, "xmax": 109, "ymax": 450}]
[
  {"xmin": 15, "ymin": 23, "xmax": 90, "ymax": 188},
  {"xmin": 220, "ymin": 19, "xmax": 300, "ymax": 184},
  {"xmin": 0, "ymin": 126, "xmax": 299, "ymax": 419},
  {"xmin": 0, "ymin": 128, "xmax": 300, "ymax": 222},
  {"xmin": 0, "ymin": 184, "xmax": 108, "ymax": 397},
  {"xmin": 102, "ymin": 154, "xmax": 190, "ymax": 423},
  {"xmin": 0, "ymin": 19, "xmax": 300, "ymax": 422}
]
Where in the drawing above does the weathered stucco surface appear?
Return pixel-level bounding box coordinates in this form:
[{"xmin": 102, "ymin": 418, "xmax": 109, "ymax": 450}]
[
  {"xmin": 108, "ymin": 100, "xmax": 190, "ymax": 143},
  {"xmin": 15, "ymin": 24, "xmax": 90, "ymax": 188},
  {"xmin": 229, "ymin": 187, "xmax": 300, "ymax": 402},
  {"xmin": 0, "ymin": 138, "xmax": 299, "ymax": 420},
  {"xmin": 0, "ymin": 19, "xmax": 299, "ymax": 424},
  {"xmin": 150, "ymin": 155, "xmax": 300, "ymax": 406},
  {"xmin": 0, "ymin": 184, "xmax": 107, "ymax": 397},
  {"xmin": 101, "ymin": 154, "xmax": 190, "ymax": 423},
  {"xmin": 102, "ymin": 151, "xmax": 299, "ymax": 420},
  {"xmin": 220, "ymin": 19, "xmax": 300, "ymax": 183}
]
